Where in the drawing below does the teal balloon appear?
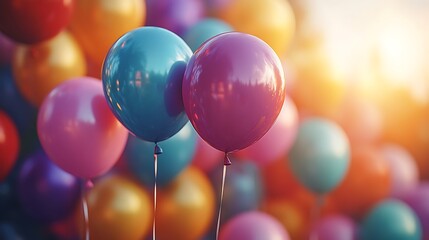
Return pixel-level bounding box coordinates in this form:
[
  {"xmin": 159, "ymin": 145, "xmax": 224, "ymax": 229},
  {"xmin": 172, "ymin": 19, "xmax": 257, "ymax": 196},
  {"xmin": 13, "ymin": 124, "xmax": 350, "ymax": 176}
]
[
  {"xmin": 360, "ymin": 199, "xmax": 422, "ymax": 240},
  {"xmin": 288, "ymin": 118, "xmax": 350, "ymax": 194},
  {"xmin": 124, "ymin": 123, "xmax": 197, "ymax": 186},
  {"xmin": 183, "ymin": 18, "xmax": 233, "ymax": 52},
  {"xmin": 102, "ymin": 27, "xmax": 192, "ymax": 142}
]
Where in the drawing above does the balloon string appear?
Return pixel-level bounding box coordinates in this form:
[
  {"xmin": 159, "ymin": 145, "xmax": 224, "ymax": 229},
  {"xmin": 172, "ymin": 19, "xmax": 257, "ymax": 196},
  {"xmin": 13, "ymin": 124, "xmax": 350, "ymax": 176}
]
[
  {"xmin": 309, "ymin": 195, "xmax": 325, "ymax": 240},
  {"xmin": 153, "ymin": 143, "xmax": 162, "ymax": 240},
  {"xmin": 81, "ymin": 180, "xmax": 93, "ymax": 240},
  {"xmin": 216, "ymin": 161, "xmax": 229, "ymax": 240}
]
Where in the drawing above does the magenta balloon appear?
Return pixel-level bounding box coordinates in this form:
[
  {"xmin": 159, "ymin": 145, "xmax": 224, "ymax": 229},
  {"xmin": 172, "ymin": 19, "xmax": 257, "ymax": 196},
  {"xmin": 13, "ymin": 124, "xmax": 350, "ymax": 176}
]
[
  {"xmin": 183, "ymin": 32, "xmax": 286, "ymax": 153},
  {"xmin": 403, "ymin": 183, "xmax": 429, "ymax": 240},
  {"xmin": 37, "ymin": 77, "xmax": 128, "ymax": 179},
  {"xmin": 220, "ymin": 211, "xmax": 290, "ymax": 240},
  {"xmin": 0, "ymin": 32, "xmax": 14, "ymax": 66},
  {"xmin": 191, "ymin": 135, "xmax": 223, "ymax": 173},
  {"xmin": 309, "ymin": 215, "xmax": 357, "ymax": 240},
  {"xmin": 381, "ymin": 144, "xmax": 418, "ymax": 198},
  {"xmin": 235, "ymin": 96, "xmax": 298, "ymax": 165}
]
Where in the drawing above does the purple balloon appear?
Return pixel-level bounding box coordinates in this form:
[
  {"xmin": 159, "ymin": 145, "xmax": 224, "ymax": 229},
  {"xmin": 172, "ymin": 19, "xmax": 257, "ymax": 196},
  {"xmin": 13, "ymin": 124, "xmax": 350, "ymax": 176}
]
[
  {"xmin": 403, "ymin": 183, "xmax": 429, "ymax": 240},
  {"xmin": 381, "ymin": 144, "xmax": 418, "ymax": 198},
  {"xmin": 310, "ymin": 215, "xmax": 357, "ymax": 240},
  {"xmin": 220, "ymin": 211, "xmax": 290, "ymax": 240},
  {"xmin": 17, "ymin": 150, "xmax": 80, "ymax": 223},
  {"xmin": 146, "ymin": 0, "xmax": 205, "ymax": 36},
  {"xmin": 182, "ymin": 32, "xmax": 286, "ymax": 153},
  {"xmin": 0, "ymin": 32, "xmax": 15, "ymax": 66}
]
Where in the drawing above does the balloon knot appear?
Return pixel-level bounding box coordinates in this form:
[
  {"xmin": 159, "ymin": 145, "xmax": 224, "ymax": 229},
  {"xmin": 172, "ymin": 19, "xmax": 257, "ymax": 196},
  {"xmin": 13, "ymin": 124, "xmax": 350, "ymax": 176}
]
[
  {"xmin": 154, "ymin": 143, "xmax": 163, "ymax": 155},
  {"xmin": 224, "ymin": 153, "xmax": 232, "ymax": 165},
  {"xmin": 85, "ymin": 179, "xmax": 94, "ymax": 189}
]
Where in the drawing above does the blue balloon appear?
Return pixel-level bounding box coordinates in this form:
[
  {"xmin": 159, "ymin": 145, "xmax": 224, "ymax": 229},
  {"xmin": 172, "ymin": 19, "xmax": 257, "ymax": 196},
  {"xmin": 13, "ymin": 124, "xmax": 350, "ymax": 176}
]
[
  {"xmin": 210, "ymin": 160, "xmax": 263, "ymax": 222},
  {"xmin": 125, "ymin": 123, "xmax": 197, "ymax": 186},
  {"xmin": 183, "ymin": 18, "xmax": 233, "ymax": 52},
  {"xmin": 102, "ymin": 27, "xmax": 193, "ymax": 142},
  {"xmin": 288, "ymin": 118, "xmax": 350, "ymax": 194},
  {"xmin": 360, "ymin": 199, "xmax": 422, "ymax": 240}
]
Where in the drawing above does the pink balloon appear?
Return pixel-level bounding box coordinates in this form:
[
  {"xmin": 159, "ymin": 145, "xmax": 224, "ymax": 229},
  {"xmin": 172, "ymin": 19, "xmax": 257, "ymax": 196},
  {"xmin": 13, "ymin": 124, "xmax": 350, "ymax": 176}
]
[
  {"xmin": 235, "ymin": 97, "xmax": 298, "ymax": 166},
  {"xmin": 183, "ymin": 32, "xmax": 286, "ymax": 155},
  {"xmin": 220, "ymin": 211, "xmax": 290, "ymax": 240},
  {"xmin": 0, "ymin": 32, "xmax": 15, "ymax": 66},
  {"xmin": 310, "ymin": 215, "xmax": 357, "ymax": 240},
  {"xmin": 191, "ymin": 135, "xmax": 223, "ymax": 173},
  {"xmin": 381, "ymin": 144, "xmax": 418, "ymax": 198},
  {"xmin": 37, "ymin": 77, "xmax": 128, "ymax": 179}
]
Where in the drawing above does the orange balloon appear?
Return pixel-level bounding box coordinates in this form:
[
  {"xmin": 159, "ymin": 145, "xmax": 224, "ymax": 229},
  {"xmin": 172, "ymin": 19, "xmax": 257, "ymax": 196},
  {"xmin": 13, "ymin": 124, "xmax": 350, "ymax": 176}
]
[
  {"xmin": 213, "ymin": 0, "xmax": 295, "ymax": 57},
  {"xmin": 77, "ymin": 175, "xmax": 152, "ymax": 240},
  {"xmin": 13, "ymin": 31, "xmax": 86, "ymax": 106},
  {"xmin": 331, "ymin": 147, "xmax": 391, "ymax": 219},
  {"xmin": 156, "ymin": 167, "xmax": 215, "ymax": 240},
  {"xmin": 69, "ymin": 0, "xmax": 145, "ymax": 65}
]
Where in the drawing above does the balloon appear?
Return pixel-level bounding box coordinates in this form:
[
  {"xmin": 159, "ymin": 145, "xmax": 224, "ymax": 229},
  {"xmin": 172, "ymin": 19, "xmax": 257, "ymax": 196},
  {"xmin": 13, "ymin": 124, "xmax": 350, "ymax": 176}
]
[
  {"xmin": 0, "ymin": 0, "xmax": 74, "ymax": 44},
  {"xmin": 77, "ymin": 175, "xmax": 152, "ymax": 240},
  {"xmin": 212, "ymin": 0, "xmax": 295, "ymax": 57},
  {"xmin": 360, "ymin": 199, "xmax": 422, "ymax": 240},
  {"xmin": 210, "ymin": 160, "xmax": 263, "ymax": 221},
  {"xmin": 191, "ymin": 135, "xmax": 223, "ymax": 173},
  {"xmin": 183, "ymin": 18, "xmax": 233, "ymax": 52},
  {"xmin": 146, "ymin": 0, "xmax": 205, "ymax": 36},
  {"xmin": 403, "ymin": 182, "xmax": 429, "ymax": 240},
  {"xmin": 0, "ymin": 111, "xmax": 19, "ymax": 181},
  {"xmin": 0, "ymin": 32, "xmax": 15, "ymax": 66},
  {"xmin": 13, "ymin": 31, "xmax": 86, "ymax": 107},
  {"xmin": 183, "ymin": 32, "xmax": 286, "ymax": 154},
  {"xmin": 331, "ymin": 147, "xmax": 391, "ymax": 219},
  {"xmin": 69, "ymin": 0, "xmax": 145, "ymax": 66},
  {"xmin": 125, "ymin": 123, "xmax": 197, "ymax": 186},
  {"xmin": 235, "ymin": 97, "xmax": 298, "ymax": 166},
  {"xmin": 288, "ymin": 118, "xmax": 350, "ymax": 194},
  {"xmin": 156, "ymin": 167, "xmax": 215, "ymax": 240},
  {"xmin": 102, "ymin": 27, "xmax": 192, "ymax": 142},
  {"xmin": 381, "ymin": 144, "xmax": 418, "ymax": 198},
  {"xmin": 219, "ymin": 211, "xmax": 290, "ymax": 240},
  {"xmin": 309, "ymin": 215, "xmax": 357, "ymax": 240},
  {"xmin": 17, "ymin": 150, "xmax": 80, "ymax": 223},
  {"xmin": 37, "ymin": 77, "xmax": 128, "ymax": 179}
]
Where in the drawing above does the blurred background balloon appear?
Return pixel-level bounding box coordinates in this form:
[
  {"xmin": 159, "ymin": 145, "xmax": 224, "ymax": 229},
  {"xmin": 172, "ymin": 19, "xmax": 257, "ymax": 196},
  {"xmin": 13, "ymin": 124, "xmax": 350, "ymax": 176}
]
[
  {"xmin": 381, "ymin": 144, "xmax": 418, "ymax": 198},
  {"xmin": 332, "ymin": 147, "xmax": 391, "ymax": 219},
  {"xmin": 13, "ymin": 31, "xmax": 86, "ymax": 107},
  {"xmin": 69, "ymin": 0, "xmax": 145, "ymax": 69},
  {"xmin": 17, "ymin": 150, "xmax": 80, "ymax": 223},
  {"xmin": 235, "ymin": 96, "xmax": 299, "ymax": 166},
  {"xmin": 360, "ymin": 199, "xmax": 422, "ymax": 240},
  {"xmin": 288, "ymin": 118, "xmax": 350, "ymax": 194},
  {"xmin": 125, "ymin": 123, "xmax": 197, "ymax": 186},
  {"xmin": 212, "ymin": 0, "xmax": 295, "ymax": 57},
  {"xmin": 0, "ymin": 0, "xmax": 74, "ymax": 44},
  {"xmin": 219, "ymin": 211, "xmax": 290, "ymax": 240},
  {"xmin": 403, "ymin": 182, "xmax": 429, "ymax": 240},
  {"xmin": 77, "ymin": 175, "xmax": 152, "ymax": 240},
  {"xmin": 183, "ymin": 18, "xmax": 233, "ymax": 52},
  {"xmin": 102, "ymin": 27, "xmax": 192, "ymax": 142},
  {"xmin": 309, "ymin": 214, "xmax": 356, "ymax": 240},
  {"xmin": 156, "ymin": 167, "xmax": 215, "ymax": 240},
  {"xmin": 183, "ymin": 32, "xmax": 286, "ymax": 153},
  {"xmin": 191, "ymin": 136, "xmax": 223, "ymax": 173},
  {"xmin": 0, "ymin": 32, "xmax": 15, "ymax": 66},
  {"xmin": 0, "ymin": 111, "xmax": 19, "ymax": 181},
  {"xmin": 210, "ymin": 160, "xmax": 263, "ymax": 222},
  {"xmin": 38, "ymin": 77, "xmax": 128, "ymax": 179},
  {"xmin": 145, "ymin": 0, "xmax": 205, "ymax": 36}
]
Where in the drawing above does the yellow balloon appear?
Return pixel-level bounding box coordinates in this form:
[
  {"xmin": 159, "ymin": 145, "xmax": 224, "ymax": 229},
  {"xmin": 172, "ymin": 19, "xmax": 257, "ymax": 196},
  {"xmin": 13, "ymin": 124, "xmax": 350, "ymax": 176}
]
[
  {"xmin": 156, "ymin": 167, "xmax": 215, "ymax": 240},
  {"xmin": 214, "ymin": 0, "xmax": 295, "ymax": 57},
  {"xmin": 77, "ymin": 175, "xmax": 152, "ymax": 240},
  {"xmin": 69, "ymin": 0, "xmax": 145, "ymax": 65},
  {"xmin": 13, "ymin": 31, "xmax": 86, "ymax": 107}
]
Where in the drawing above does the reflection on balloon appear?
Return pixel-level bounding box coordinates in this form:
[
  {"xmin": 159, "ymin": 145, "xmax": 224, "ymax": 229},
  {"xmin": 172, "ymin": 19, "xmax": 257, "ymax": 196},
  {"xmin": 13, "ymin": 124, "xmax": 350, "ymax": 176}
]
[
  {"xmin": 156, "ymin": 167, "xmax": 215, "ymax": 240},
  {"xmin": 13, "ymin": 31, "xmax": 86, "ymax": 107},
  {"xmin": 38, "ymin": 77, "xmax": 128, "ymax": 179},
  {"xmin": 69, "ymin": 0, "xmax": 145, "ymax": 65},
  {"xmin": 309, "ymin": 215, "xmax": 356, "ymax": 240}
]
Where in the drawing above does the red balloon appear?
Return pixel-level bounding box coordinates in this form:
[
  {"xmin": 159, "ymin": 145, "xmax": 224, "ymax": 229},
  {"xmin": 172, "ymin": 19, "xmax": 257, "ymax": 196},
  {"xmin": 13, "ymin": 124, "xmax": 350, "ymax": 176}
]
[
  {"xmin": 0, "ymin": 0, "xmax": 75, "ymax": 44},
  {"xmin": 0, "ymin": 111, "xmax": 20, "ymax": 181}
]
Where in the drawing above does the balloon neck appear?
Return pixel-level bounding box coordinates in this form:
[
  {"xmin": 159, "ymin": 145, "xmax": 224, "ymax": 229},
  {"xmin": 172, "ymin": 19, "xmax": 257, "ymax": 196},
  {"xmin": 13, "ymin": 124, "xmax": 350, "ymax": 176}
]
[
  {"xmin": 224, "ymin": 153, "xmax": 231, "ymax": 166},
  {"xmin": 154, "ymin": 143, "xmax": 163, "ymax": 155},
  {"xmin": 85, "ymin": 179, "xmax": 94, "ymax": 189}
]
